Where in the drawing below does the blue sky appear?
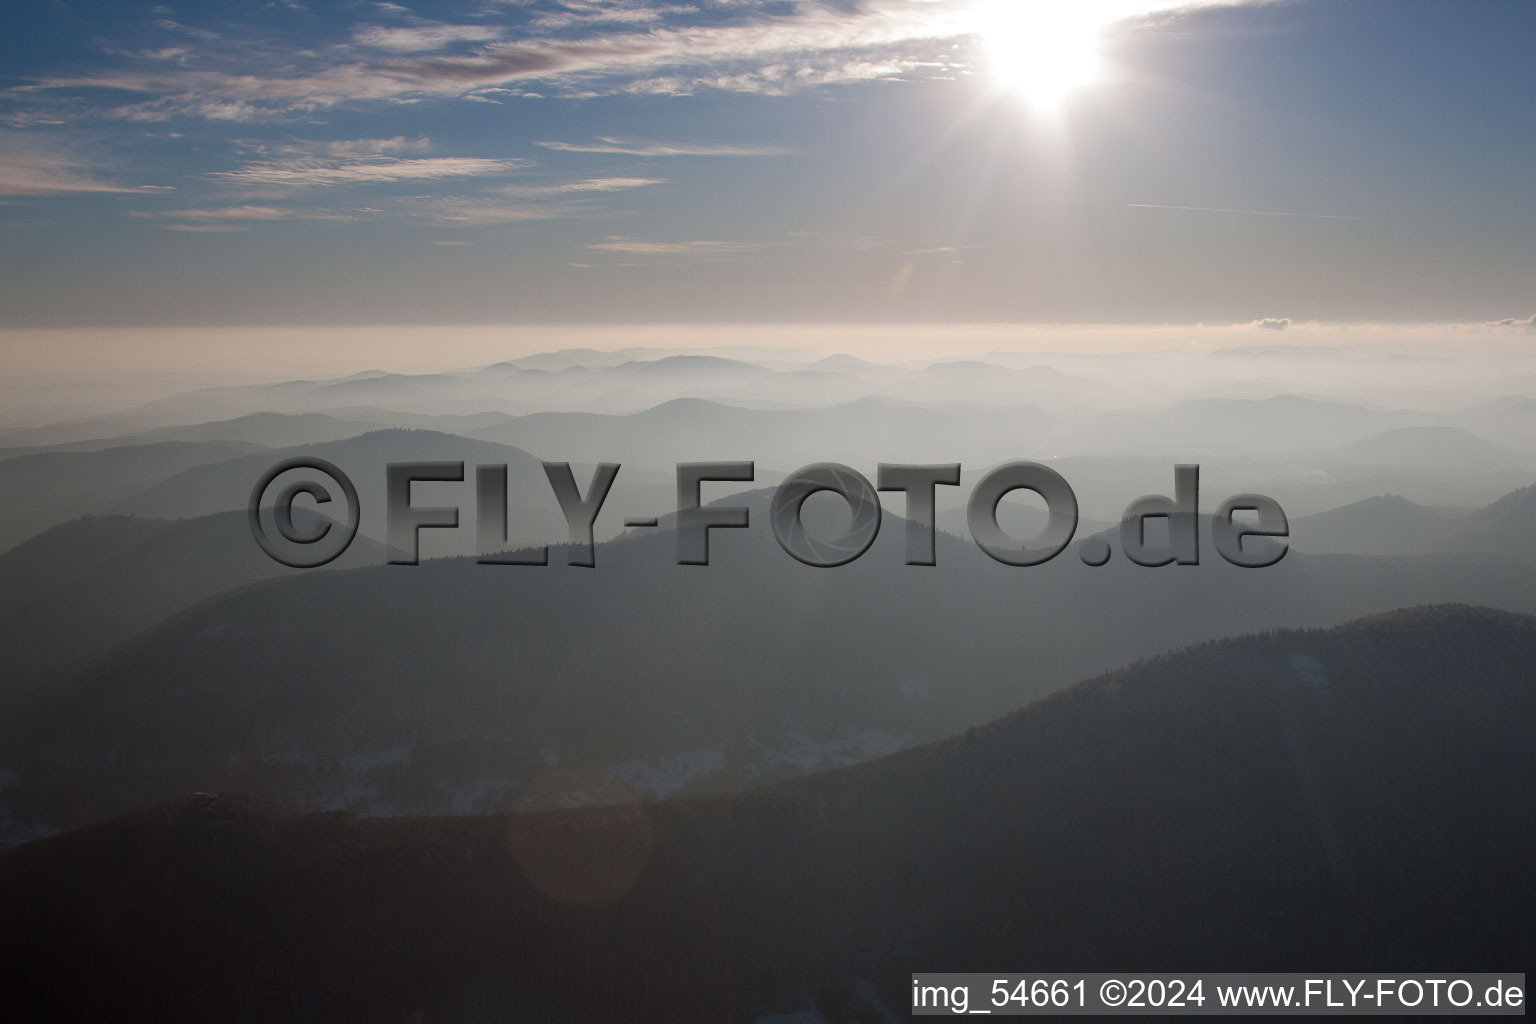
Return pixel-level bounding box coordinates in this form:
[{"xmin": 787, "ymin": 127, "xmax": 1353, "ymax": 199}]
[{"xmin": 1, "ymin": 0, "xmax": 1532, "ymax": 327}]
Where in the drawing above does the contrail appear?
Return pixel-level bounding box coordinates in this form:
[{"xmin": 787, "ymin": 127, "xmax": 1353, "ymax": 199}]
[{"xmin": 1127, "ymin": 202, "xmax": 1364, "ymax": 222}]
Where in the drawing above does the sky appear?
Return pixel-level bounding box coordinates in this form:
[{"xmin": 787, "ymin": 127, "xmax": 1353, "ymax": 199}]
[{"xmin": 0, "ymin": 0, "xmax": 1533, "ymax": 334}]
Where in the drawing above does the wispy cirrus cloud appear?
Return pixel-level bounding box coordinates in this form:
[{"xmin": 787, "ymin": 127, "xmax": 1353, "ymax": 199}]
[
  {"xmin": 212, "ymin": 156, "xmax": 525, "ymax": 191},
  {"xmin": 396, "ymin": 196, "xmax": 573, "ymax": 226},
  {"xmin": 317, "ymin": 136, "xmax": 430, "ymax": 158},
  {"xmin": 402, "ymin": 177, "xmax": 666, "ymax": 226},
  {"xmin": 1128, "ymin": 202, "xmax": 1365, "ymax": 222},
  {"xmin": 526, "ymin": 1, "xmax": 677, "ymax": 33},
  {"xmin": 0, "ymin": 138, "xmax": 168, "ymax": 196},
  {"xmin": 8, "ymin": 0, "xmax": 1268, "ymax": 123},
  {"xmin": 587, "ymin": 236, "xmax": 755, "ymax": 256},
  {"xmin": 158, "ymin": 222, "xmax": 250, "ymax": 232},
  {"xmin": 366, "ymin": 3, "xmax": 968, "ymax": 99},
  {"xmin": 134, "ymin": 204, "xmax": 359, "ymax": 229},
  {"xmin": 351, "ymin": 23, "xmax": 506, "ymax": 54},
  {"xmin": 494, "ymin": 176, "xmax": 667, "ymax": 197},
  {"xmin": 0, "ymin": 1, "xmax": 984, "ymax": 120},
  {"xmin": 900, "ymin": 244, "xmax": 969, "ymax": 256},
  {"xmin": 153, "ymin": 18, "xmax": 220, "ymax": 43},
  {"xmin": 535, "ymin": 137, "xmax": 792, "ymax": 157}
]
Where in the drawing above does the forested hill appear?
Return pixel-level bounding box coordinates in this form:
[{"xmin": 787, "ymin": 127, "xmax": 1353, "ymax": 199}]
[{"xmin": 2, "ymin": 604, "xmax": 1531, "ymax": 1022}]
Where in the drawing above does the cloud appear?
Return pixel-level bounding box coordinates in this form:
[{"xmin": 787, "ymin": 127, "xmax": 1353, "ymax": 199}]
[
  {"xmin": 373, "ymin": 6, "xmax": 950, "ymax": 98},
  {"xmin": 401, "ymin": 178, "xmax": 664, "ymax": 225},
  {"xmin": 351, "ymin": 23, "xmax": 505, "ymax": 54},
  {"xmin": 901, "ymin": 244, "xmax": 968, "ymax": 256},
  {"xmin": 138, "ymin": 204, "xmax": 357, "ymax": 225},
  {"xmin": 397, "ymin": 196, "xmax": 574, "ymax": 225},
  {"xmin": 100, "ymin": 44, "xmax": 192, "ymax": 63},
  {"xmin": 1128, "ymin": 202, "xmax": 1365, "ymax": 222},
  {"xmin": 318, "ymin": 136, "xmax": 431, "ymax": 158},
  {"xmin": 1492, "ymin": 315, "xmax": 1536, "ymax": 334},
  {"xmin": 526, "ymin": 2, "xmax": 671, "ymax": 32},
  {"xmin": 586, "ymin": 236, "xmax": 754, "ymax": 256},
  {"xmin": 15, "ymin": 0, "xmax": 1268, "ymax": 120},
  {"xmin": 0, "ymin": 139, "xmax": 165, "ymax": 196},
  {"xmin": 159, "ymin": 222, "xmax": 247, "ymax": 232},
  {"xmin": 154, "ymin": 18, "xmax": 220, "ymax": 42},
  {"xmin": 212, "ymin": 156, "xmax": 524, "ymax": 191},
  {"xmin": 534, "ymin": 137, "xmax": 791, "ymax": 157},
  {"xmin": 1255, "ymin": 317, "xmax": 1291, "ymax": 331},
  {"xmin": 493, "ymin": 176, "xmax": 667, "ymax": 197}
]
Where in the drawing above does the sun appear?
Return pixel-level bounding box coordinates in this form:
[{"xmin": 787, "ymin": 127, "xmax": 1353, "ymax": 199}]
[{"xmin": 977, "ymin": 1, "xmax": 1106, "ymax": 111}]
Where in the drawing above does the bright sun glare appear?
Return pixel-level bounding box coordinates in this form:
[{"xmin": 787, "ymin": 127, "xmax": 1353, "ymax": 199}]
[{"xmin": 978, "ymin": 1, "xmax": 1107, "ymax": 111}]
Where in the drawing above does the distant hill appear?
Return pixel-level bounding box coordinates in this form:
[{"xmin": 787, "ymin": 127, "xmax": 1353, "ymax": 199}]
[
  {"xmin": 1330, "ymin": 425, "xmax": 1528, "ymax": 470},
  {"xmin": 1290, "ymin": 493, "xmax": 1473, "ymax": 556},
  {"xmin": 111, "ymin": 356, "xmax": 787, "ymax": 421},
  {"xmin": 119, "ymin": 411, "xmax": 383, "ymax": 449},
  {"xmin": 607, "ymin": 354, "xmax": 770, "ymax": 379},
  {"xmin": 0, "ymin": 440, "xmax": 265, "ymax": 553},
  {"xmin": 1450, "ymin": 396, "xmax": 1536, "ymax": 456},
  {"xmin": 2, "ymin": 606, "xmax": 1530, "ymax": 1020},
  {"xmin": 0, "ymin": 509, "xmax": 387, "ymax": 702},
  {"xmin": 129, "ymin": 372, "xmax": 521, "ymax": 422},
  {"xmin": 4, "ymin": 500, "xmax": 1533, "ymax": 842},
  {"xmin": 466, "ymin": 396, "xmax": 975, "ymax": 467},
  {"xmin": 1290, "ymin": 483, "xmax": 1536, "ymax": 564},
  {"xmin": 1460, "ymin": 483, "xmax": 1536, "ymax": 565},
  {"xmin": 492, "ymin": 347, "xmax": 644, "ymax": 372},
  {"xmin": 1147, "ymin": 395, "xmax": 1426, "ymax": 455},
  {"xmin": 808, "ymin": 352, "xmax": 899, "ymax": 375},
  {"xmin": 36, "ymin": 353, "xmax": 1122, "ymax": 431},
  {"xmin": 0, "ymin": 412, "xmax": 382, "ymax": 460},
  {"xmin": 114, "ymin": 428, "xmax": 569, "ymax": 557}
]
